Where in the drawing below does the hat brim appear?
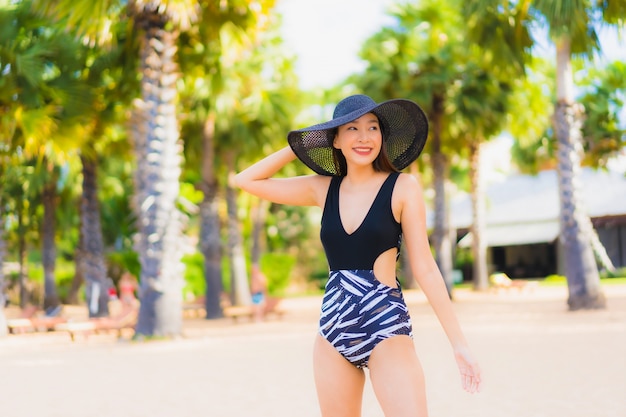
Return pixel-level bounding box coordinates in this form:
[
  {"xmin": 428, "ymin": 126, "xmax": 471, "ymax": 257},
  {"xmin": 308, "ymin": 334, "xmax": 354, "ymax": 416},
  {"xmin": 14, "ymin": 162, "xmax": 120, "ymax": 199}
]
[{"xmin": 288, "ymin": 99, "xmax": 428, "ymax": 176}]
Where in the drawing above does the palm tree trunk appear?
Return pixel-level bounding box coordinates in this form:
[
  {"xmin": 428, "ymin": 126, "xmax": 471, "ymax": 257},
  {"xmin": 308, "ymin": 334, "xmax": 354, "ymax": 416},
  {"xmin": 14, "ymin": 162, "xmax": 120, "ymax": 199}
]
[
  {"xmin": 225, "ymin": 152, "xmax": 251, "ymax": 306},
  {"xmin": 68, "ymin": 212, "xmax": 84, "ymax": 305},
  {"xmin": 430, "ymin": 93, "xmax": 454, "ymax": 297},
  {"xmin": 42, "ymin": 176, "xmax": 60, "ymax": 310},
  {"xmin": 469, "ymin": 141, "xmax": 488, "ymax": 290},
  {"xmin": 132, "ymin": 9, "xmax": 185, "ymax": 337},
  {"xmin": 0, "ymin": 195, "xmax": 8, "ymax": 337},
  {"xmin": 401, "ymin": 163, "xmax": 422, "ymax": 290},
  {"xmin": 79, "ymin": 154, "xmax": 110, "ymax": 318},
  {"xmin": 68, "ymin": 235, "xmax": 84, "ymax": 305},
  {"xmin": 469, "ymin": 141, "xmax": 489, "ymax": 291},
  {"xmin": 17, "ymin": 199, "xmax": 29, "ymax": 308},
  {"xmin": 554, "ymin": 38, "xmax": 605, "ymax": 310},
  {"xmin": 199, "ymin": 113, "xmax": 224, "ymax": 319},
  {"xmin": 250, "ymin": 198, "xmax": 269, "ymax": 266}
]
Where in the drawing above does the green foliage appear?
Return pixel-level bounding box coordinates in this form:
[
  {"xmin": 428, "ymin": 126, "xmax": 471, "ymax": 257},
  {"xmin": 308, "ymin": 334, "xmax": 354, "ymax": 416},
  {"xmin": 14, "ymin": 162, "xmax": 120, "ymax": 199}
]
[
  {"xmin": 182, "ymin": 252, "xmax": 205, "ymax": 300},
  {"xmin": 28, "ymin": 265, "xmax": 43, "ymax": 283},
  {"xmin": 309, "ymin": 269, "xmax": 329, "ymax": 291},
  {"xmin": 106, "ymin": 250, "xmax": 140, "ymax": 279},
  {"xmin": 265, "ymin": 204, "xmax": 312, "ymax": 251},
  {"xmin": 454, "ymin": 247, "xmax": 473, "ymax": 268},
  {"xmin": 260, "ymin": 252, "xmax": 295, "ymax": 296},
  {"xmin": 600, "ymin": 267, "xmax": 626, "ymax": 279},
  {"xmin": 544, "ymin": 274, "xmax": 567, "ymax": 283},
  {"xmin": 578, "ymin": 61, "xmax": 626, "ymax": 168},
  {"xmin": 55, "ymin": 262, "xmax": 76, "ymax": 304}
]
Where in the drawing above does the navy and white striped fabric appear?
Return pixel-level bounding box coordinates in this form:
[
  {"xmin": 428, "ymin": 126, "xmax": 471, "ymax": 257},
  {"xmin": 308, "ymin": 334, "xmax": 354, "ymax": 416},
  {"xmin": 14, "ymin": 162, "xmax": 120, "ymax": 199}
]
[{"xmin": 319, "ymin": 269, "xmax": 413, "ymax": 368}]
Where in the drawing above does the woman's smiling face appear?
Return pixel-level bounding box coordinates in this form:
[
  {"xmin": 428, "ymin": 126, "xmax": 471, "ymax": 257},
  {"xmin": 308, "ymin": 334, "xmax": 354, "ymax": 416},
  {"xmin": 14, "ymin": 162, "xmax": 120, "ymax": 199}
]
[{"xmin": 333, "ymin": 112, "xmax": 382, "ymax": 168}]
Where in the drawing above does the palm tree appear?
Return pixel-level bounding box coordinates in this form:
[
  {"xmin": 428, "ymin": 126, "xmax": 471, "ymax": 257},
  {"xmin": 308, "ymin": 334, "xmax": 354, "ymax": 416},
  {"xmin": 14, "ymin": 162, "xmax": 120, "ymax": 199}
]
[
  {"xmin": 453, "ymin": 68, "xmax": 513, "ymax": 290},
  {"xmin": 177, "ymin": 0, "xmax": 259, "ymax": 317},
  {"xmin": 216, "ymin": 27, "xmax": 296, "ymax": 307},
  {"xmin": 77, "ymin": 27, "xmax": 138, "ymax": 317},
  {"xmin": 510, "ymin": 59, "xmax": 619, "ymax": 273},
  {"xmin": 577, "ymin": 61, "xmax": 626, "ymax": 271},
  {"xmin": 178, "ymin": 0, "xmax": 292, "ymax": 315},
  {"xmin": 464, "ymin": 1, "xmax": 626, "ymax": 309},
  {"xmin": 127, "ymin": 1, "xmax": 198, "ymax": 336},
  {"xmin": 41, "ymin": 162, "xmax": 61, "ymax": 310},
  {"xmin": 356, "ymin": 0, "xmax": 471, "ymax": 295},
  {"xmin": 35, "ymin": 0, "xmax": 200, "ymax": 336},
  {"xmin": 1, "ymin": 1, "xmax": 93, "ymax": 311},
  {"xmin": 2, "ymin": 161, "xmax": 39, "ymax": 308}
]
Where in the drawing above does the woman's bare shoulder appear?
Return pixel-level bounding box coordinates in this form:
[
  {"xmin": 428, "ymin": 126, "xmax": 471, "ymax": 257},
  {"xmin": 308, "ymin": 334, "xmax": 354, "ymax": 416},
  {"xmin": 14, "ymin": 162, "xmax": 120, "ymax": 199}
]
[
  {"xmin": 392, "ymin": 173, "xmax": 425, "ymax": 219},
  {"xmin": 395, "ymin": 172, "xmax": 422, "ymax": 195}
]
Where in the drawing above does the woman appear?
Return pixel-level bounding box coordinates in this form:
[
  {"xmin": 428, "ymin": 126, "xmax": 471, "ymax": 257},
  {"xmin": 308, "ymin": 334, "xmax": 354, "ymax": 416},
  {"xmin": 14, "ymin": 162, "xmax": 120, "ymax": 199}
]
[
  {"xmin": 118, "ymin": 271, "xmax": 138, "ymax": 309},
  {"xmin": 234, "ymin": 94, "xmax": 481, "ymax": 417}
]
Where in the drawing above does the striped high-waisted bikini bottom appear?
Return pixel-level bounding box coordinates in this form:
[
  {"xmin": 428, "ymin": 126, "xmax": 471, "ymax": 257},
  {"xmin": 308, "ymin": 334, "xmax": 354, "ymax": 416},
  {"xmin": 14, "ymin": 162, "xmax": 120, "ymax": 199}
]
[{"xmin": 318, "ymin": 269, "xmax": 413, "ymax": 369}]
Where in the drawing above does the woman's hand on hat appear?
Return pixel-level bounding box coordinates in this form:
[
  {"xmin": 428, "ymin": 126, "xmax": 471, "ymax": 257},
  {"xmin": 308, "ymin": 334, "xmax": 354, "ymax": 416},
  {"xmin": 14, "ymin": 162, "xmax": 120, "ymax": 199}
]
[{"xmin": 454, "ymin": 345, "xmax": 482, "ymax": 394}]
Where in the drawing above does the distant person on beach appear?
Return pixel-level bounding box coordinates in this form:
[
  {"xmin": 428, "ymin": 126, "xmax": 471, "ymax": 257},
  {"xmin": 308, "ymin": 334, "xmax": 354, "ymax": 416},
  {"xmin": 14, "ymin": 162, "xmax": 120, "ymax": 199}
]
[
  {"xmin": 234, "ymin": 94, "xmax": 481, "ymax": 416},
  {"xmin": 250, "ymin": 264, "xmax": 268, "ymax": 321},
  {"xmin": 118, "ymin": 272, "xmax": 138, "ymax": 309}
]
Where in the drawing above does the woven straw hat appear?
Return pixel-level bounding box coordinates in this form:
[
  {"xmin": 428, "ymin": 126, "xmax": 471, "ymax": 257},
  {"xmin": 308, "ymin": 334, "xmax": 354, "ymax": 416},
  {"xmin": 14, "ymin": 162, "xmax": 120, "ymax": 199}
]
[{"xmin": 287, "ymin": 94, "xmax": 428, "ymax": 176}]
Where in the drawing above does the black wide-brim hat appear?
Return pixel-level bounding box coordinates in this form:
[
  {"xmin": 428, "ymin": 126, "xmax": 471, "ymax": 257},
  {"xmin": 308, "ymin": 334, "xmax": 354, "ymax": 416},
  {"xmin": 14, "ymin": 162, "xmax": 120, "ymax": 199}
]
[{"xmin": 287, "ymin": 94, "xmax": 428, "ymax": 176}]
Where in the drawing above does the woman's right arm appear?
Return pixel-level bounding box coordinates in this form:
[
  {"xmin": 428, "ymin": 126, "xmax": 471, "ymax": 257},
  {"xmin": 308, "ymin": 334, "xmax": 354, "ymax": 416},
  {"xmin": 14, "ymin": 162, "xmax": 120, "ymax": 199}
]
[{"xmin": 232, "ymin": 146, "xmax": 328, "ymax": 207}]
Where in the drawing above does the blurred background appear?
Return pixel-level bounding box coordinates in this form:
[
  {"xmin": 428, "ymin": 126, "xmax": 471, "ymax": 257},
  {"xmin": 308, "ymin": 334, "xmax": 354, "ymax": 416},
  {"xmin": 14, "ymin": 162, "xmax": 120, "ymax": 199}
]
[{"xmin": 1, "ymin": 0, "xmax": 625, "ymax": 337}]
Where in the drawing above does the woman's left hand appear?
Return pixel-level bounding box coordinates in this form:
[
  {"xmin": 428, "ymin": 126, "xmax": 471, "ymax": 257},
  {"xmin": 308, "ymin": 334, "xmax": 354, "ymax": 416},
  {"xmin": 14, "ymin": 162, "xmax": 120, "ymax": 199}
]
[{"xmin": 454, "ymin": 346, "xmax": 482, "ymax": 394}]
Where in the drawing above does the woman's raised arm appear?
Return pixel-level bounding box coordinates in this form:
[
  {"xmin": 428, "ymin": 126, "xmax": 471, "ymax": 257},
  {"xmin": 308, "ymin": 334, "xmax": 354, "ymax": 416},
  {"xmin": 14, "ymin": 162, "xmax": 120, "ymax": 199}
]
[{"xmin": 232, "ymin": 146, "xmax": 328, "ymax": 207}]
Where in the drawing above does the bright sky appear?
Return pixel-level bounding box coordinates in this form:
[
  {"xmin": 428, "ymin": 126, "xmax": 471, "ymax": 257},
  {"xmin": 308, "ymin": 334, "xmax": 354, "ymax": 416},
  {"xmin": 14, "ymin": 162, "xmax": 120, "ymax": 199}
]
[
  {"xmin": 275, "ymin": 0, "xmax": 395, "ymax": 89},
  {"xmin": 276, "ymin": 0, "xmax": 625, "ymax": 90}
]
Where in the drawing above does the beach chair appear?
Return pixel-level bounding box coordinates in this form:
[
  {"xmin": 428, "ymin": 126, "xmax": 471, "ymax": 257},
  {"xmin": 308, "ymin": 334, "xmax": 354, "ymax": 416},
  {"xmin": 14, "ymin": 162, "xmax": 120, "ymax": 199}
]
[
  {"xmin": 54, "ymin": 305, "xmax": 138, "ymax": 341},
  {"xmin": 6, "ymin": 304, "xmax": 67, "ymax": 334},
  {"xmin": 489, "ymin": 273, "xmax": 537, "ymax": 292}
]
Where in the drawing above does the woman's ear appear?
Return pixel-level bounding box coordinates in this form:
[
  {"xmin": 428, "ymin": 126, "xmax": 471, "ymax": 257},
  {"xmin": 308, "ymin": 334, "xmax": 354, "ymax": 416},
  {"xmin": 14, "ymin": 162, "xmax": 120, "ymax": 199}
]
[{"xmin": 332, "ymin": 133, "xmax": 340, "ymax": 149}]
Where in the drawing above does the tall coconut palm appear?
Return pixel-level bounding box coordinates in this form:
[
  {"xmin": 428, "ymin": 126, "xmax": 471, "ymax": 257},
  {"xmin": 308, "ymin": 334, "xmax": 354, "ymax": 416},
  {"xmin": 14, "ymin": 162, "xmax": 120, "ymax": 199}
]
[
  {"xmin": 178, "ymin": 0, "xmax": 292, "ymax": 315},
  {"xmin": 41, "ymin": 162, "xmax": 61, "ymax": 310},
  {"xmin": 1, "ymin": 1, "xmax": 93, "ymax": 311},
  {"xmin": 2, "ymin": 161, "xmax": 39, "ymax": 308},
  {"xmin": 177, "ymin": 0, "xmax": 264, "ymax": 317},
  {"xmin": 215, "ymin": 40, "xmax": 296, "ymax": 306},
  {"xmin": 356, "ymin": 0, "xmax": 471, "ymax": 295},
  {"xmin": 510, "ymin": 59, "xmax": 619, "ymax": 273},
  {"xmin": 464, "ymin": 1, "xmax": 626, "ymax": 309},
  {"xmin": 0, "ymin": 2, "xmax": 54, "ymax": 310},
  {"xmin": 36, "ymin": 0, "xmax": 200, "ymax": 336},
  {"xmin": 453, "ymin": 67, "xmax": 513, "ymax": 290},
  {"xmin": 127, "ymin": 2, "xmax": 198, "ymax": 336},
  {"xmin": 76, "ymin": 28, "xmax": 138, "ymax": 317}
]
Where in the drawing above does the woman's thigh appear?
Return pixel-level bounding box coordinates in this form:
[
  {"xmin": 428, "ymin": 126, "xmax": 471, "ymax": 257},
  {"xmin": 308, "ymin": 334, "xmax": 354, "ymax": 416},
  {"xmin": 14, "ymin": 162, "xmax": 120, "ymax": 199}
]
[
  {"xmin": 313, "ymin": 334, "xmax": 366, "ymax": 417},
  {"xmin": 368, "ymin": 335, "xmax": 428, "ymax": 417}
]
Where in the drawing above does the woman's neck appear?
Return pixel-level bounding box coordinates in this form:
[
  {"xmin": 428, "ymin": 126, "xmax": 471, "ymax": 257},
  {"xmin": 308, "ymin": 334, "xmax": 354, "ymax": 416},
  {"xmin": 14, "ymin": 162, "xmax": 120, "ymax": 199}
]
[{"xmin": 344, "ymin": 166, "xmax": 385, "ymax": 187}]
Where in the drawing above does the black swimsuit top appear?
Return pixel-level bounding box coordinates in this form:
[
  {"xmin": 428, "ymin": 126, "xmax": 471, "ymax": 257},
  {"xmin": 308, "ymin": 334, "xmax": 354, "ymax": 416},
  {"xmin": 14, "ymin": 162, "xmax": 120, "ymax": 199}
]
[{"xmin": 320, "ymin": 172, "xmax": 402, "ymax": 270}]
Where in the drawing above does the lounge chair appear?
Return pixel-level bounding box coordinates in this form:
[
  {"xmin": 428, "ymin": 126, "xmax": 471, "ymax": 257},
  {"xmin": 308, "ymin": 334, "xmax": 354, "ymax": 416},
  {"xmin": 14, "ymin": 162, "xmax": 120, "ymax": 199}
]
[
  {"xmin": 54, "ymin": 305, "xmax": 138, "ymax": 341},
  {"xmin": 6, "ymin": 304, "xmax": 67, "ymax": 334},
  {"xmin": 223, "ymin": 296, "xmax": 285, "ymax": 322},
  {"xmin": 489, "ymin": 272, "xmax": 538, "ymax": 292}
]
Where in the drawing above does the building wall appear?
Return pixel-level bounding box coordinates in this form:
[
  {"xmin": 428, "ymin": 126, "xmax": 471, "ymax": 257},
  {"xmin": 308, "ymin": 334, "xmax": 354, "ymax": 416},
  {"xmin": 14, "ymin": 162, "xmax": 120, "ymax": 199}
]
[{"xmin": 490, "ymin": 243, "xmax": 557, "ymax": 279}]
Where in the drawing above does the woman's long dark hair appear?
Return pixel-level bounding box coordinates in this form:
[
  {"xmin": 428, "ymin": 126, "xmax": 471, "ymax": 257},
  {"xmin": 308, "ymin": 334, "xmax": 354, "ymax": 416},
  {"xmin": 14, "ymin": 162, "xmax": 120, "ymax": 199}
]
[{"xmin": 329, "ymin": 119, "xmax": 398, "ymax": 176}]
